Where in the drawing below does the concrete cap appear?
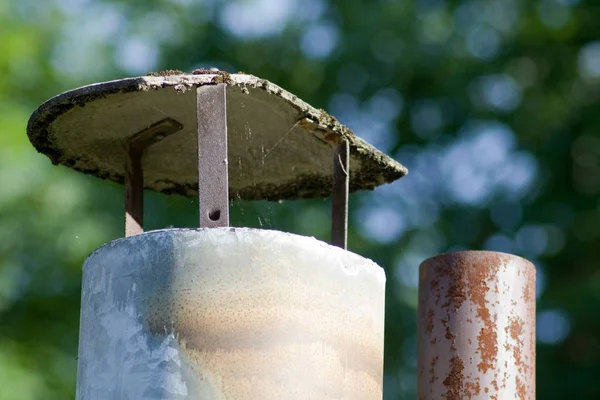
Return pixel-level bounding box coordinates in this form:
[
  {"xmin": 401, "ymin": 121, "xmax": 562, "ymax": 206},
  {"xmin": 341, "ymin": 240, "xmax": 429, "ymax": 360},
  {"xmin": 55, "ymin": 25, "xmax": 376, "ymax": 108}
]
[{"xmin": 27, "ymin": 70, "xmax": 407, "ymax": 200}]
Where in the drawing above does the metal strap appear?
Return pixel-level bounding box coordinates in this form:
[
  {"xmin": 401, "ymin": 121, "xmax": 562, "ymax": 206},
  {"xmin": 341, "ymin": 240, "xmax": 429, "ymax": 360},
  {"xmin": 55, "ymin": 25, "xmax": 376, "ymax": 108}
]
[
  {"xmin": 332, "ymin": 140, "xmax": 349, "ymax": 249},
  {"xmin": 197, "ymin": 84, "xmax": 230, "ymax": 228},
  {"xmin": 124, "ymin": 118, "xmax": 183, "ymax": 237}
]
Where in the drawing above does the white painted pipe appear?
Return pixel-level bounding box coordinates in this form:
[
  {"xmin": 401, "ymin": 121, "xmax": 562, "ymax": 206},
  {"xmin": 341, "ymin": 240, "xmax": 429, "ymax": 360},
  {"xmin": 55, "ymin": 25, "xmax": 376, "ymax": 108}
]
[{"xmin": 76, "ymin": 228, "xmax": 386, "ymax": 399}]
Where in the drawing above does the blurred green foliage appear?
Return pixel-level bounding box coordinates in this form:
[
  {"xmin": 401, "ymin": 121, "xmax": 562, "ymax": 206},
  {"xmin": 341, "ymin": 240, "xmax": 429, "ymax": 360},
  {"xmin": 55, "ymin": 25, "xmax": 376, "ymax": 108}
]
[{"xmin": 1, "ymin": 0, "xmax": 600, "ymax": 398}]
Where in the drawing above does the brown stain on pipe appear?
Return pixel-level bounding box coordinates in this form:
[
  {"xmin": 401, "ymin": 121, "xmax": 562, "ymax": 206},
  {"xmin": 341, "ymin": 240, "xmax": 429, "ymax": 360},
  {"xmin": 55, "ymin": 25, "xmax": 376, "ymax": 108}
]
[
  {"xmin": 443, "ymin": 355, "xmax": 465, "ymax": 400},
  {"xmin": 137, "ymin": 232, "xmax": 385, "ymax": 399}
]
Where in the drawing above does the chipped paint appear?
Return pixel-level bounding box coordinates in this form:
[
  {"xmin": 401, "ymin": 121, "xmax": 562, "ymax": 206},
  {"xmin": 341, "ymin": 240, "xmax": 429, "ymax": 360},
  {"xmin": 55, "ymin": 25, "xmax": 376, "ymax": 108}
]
[
  {"xmin": 76, "ymin": 228, "xmax": 386, "ymax": 399},
  {"xmin": 417, "ymin": 251, "xmax": 535, "ymax": 399}
]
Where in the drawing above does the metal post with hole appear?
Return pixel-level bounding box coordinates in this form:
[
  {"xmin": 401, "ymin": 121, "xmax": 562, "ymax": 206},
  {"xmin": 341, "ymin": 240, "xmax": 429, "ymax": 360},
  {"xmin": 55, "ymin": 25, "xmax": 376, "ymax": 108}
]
[{"xmin": 27, "ymin": 71, "xmax": 408, "ymax": 399}]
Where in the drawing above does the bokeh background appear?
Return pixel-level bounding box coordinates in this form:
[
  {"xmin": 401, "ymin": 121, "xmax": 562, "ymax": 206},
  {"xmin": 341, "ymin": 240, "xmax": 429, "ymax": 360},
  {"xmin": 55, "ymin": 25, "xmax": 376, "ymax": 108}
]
[{"xmin": 1, "ymin": 0, "xmax": 599, "ymax": 398}]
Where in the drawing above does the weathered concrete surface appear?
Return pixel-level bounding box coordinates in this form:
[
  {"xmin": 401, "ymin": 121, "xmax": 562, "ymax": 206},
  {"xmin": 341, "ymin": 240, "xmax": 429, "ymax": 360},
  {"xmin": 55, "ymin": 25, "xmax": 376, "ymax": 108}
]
[
  {"xmin": 417, "ymin": 251, "xmax": 535, "ymax": 400},
  {"xmin": 26, "ymin": 72, "xmax": 407, "ymax": 200},
  {"xmin": 76, "ymin": 228, "xmax": 386, "ymax": 399}
]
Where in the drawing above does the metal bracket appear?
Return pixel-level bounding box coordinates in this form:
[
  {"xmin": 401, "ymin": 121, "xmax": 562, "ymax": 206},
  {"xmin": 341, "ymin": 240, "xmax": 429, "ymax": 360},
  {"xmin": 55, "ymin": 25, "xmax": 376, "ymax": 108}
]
[
  {"xmin": 125, "ymin": 118, "xmax": 183, "ymax": 237},
  {"xmin": 331, "ymin": 140, "xmax": 349, "ymax": 249},
  {"xmin": 197, "ymin": 84, "xmax": 230, "ymax": 228}
]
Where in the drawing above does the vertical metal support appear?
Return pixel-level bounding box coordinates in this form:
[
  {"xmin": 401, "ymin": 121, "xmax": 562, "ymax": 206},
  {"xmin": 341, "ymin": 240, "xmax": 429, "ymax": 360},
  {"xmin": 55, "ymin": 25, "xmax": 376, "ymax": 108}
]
[
  {"xmin": 197, "ymin": 84, "xmax": 229, "ymax": 228},
  {"xmin": 332, "ymin": 140, "xmax": 349, "ymax": 249},
  {"xmin": 125, "ymin": 146, "xmax": 143, "ymax": 237},
  {"xmin": 418, "ymin": 251, "xmax": 536, "ymax": 400},
  {"xmin": 124, "ymin": 118, "xmax": 183, "ymax": 237}
]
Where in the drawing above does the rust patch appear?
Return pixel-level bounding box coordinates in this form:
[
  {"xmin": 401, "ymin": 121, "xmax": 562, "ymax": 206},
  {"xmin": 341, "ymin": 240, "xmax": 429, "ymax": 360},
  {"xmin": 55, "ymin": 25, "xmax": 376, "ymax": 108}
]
[
  {"xmin": 445, "ymin": 325, "xmax": 455, "ymax": 341},
  {"xmin": 516, "ymin": 376, "xmax": 526, "ymax": 400},
  {"xmin": 434, "ymin": 253, "xmax": 501, "ymax": 374},
  {"xmin": 508, "ymin": 316, "xmax": 527, "ymax": 397},
  {"xmin": 446, "ymin": 325, "xmax": 457, "ymax": 351},
  {"xmin": 442, "ymin": 355, "xmax": 464, "ymax": 400},
  {"xmin": 464, "ymin": 378, "xmax": 481, "ymax": 397},
  {"xmin": 477, "ymin": 323, "xmax": 497, "ymax": 373},
  {"xmin": 426, "ymin": 309, "xmax": 434, "ymax": 334},
  {"xmin": 491, "ymin": 379, "xmax": 499, "ymax": 391},
  {"xmin": 429, "ymin": 356, "xmax": 439, "ymax": 384},
  {"xmin": 509, "ymin": 317, "xmax": 525, "ymax": 371},
  {"xmin": 468, "ymin": 256, "xmax": 499, "ymax": 374}
]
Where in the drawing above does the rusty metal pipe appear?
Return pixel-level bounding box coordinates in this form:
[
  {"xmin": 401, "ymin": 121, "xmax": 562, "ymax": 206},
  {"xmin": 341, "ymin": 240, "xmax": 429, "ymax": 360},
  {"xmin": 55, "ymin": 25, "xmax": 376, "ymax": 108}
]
[{"xmin": 417, "ymin": 251, "xmax": 536, "ymax": 400}]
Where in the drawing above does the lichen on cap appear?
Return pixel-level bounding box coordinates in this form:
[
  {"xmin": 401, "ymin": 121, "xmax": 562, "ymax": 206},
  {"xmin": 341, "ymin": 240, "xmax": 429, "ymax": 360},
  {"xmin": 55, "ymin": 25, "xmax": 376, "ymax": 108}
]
[{"xmin": 27, "ymin": 71, "xmax": 407, "ymax": 200}]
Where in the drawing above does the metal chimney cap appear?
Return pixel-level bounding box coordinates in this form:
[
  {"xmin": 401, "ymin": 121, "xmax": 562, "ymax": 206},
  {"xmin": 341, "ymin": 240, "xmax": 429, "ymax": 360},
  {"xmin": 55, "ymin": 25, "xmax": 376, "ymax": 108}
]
[{"xmin": 27, "ymin": 71, "xmax": 407, "ymax": 200}]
